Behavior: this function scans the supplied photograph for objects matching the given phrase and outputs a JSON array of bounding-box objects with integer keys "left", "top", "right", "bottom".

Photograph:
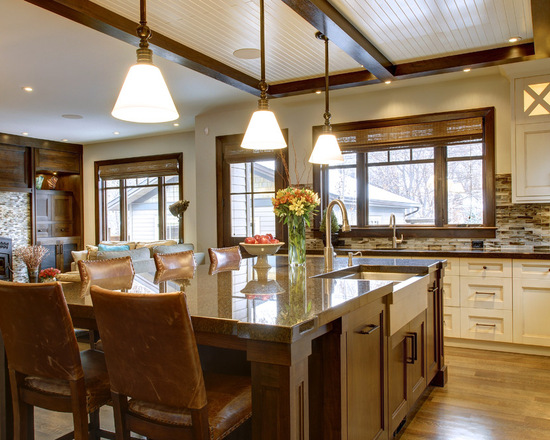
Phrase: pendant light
[
  {"left": 112, "top": 0, "right": 179, "bottom": 123},
  {"left": 309, "top": 33, "right": 343, "bottom": 164},
  {"left": 241, "top": 0, "right": 286, "bottom": 150}
]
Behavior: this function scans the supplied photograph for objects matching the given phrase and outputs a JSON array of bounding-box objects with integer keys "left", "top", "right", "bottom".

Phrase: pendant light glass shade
[
  {"left": 111, "top": 0, "right": 178, "bottom": 124},
  {"left": 309, "top": 132, "right": 343, "bottom": 164},
  {"left": 241, "top": 109, "right": 287, "bottom": 150},
  {"left": 112, "top": 63, "right": 179, "bottom": 123},
  {"left": 241, "top": 0, "right": 286, "bottom": 151}
]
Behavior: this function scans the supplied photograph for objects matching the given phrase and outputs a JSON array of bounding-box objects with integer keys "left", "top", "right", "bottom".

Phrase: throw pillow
[
  {"left": 96, "top": 247, "right": 150, "bottom": 262},
  {"left": 71, "top": 249, "right": 88, "bottom": 264},
  {"left": 152, "top": 243, "right": 194, "bottom": 256},
  {"left": 97, "top": 244, "right": 131, "bottom": 252},
  {"left": 85, "top": 245, "right": 99, "bottom": 260}
]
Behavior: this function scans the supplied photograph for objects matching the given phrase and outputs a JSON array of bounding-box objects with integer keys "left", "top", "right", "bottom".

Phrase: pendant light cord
[
  {"left": 316, "top": 32, "right": 332, "bottom": 133},
  {"left": 258, "top": 0, "right": 269, "bottom": 108},
  {"left": 323, "top": 35, "right": 331, "bottom": 131}
]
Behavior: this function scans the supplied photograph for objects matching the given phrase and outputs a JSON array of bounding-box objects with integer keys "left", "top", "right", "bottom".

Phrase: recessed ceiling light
[
  {"left": 508, "top": 36, "right": 522, "bottom": 43},
  {"left": 21, "top": 132, "right": 29, "bottom": 136},
  {"left": 113, "top": 131, "right": 120, "bottom": 135},
  {"left": 463, "top": 68, "right": 471, "bottom": 72},
  {"left": 315, "top": 90, "right": 322, "bottom": 94},
  {"left": 22, "top": 87, "right": 33, "bottom": 92},
  {"left": 385, "top": 80, "right": 392, "bottom": 84},
  {"left": 173, "top": 123, "right": 180, "bottom": 127},
  {"left": 61, "top": 139, "right": 68, "bottom": 142},
  {"left": 62, "top": 114, "right": 83, "bottom": 119},
  {"left": 233, "top": 48, "right": 261, "bottom": 59}
]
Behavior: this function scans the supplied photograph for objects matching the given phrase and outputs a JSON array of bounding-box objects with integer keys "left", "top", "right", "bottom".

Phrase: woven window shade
[
  {"left": 98, "top": 158, "right": 179, "bottom": 180},
  {"left": 336, "top": 117, "right": 483, "bottom": 150}
]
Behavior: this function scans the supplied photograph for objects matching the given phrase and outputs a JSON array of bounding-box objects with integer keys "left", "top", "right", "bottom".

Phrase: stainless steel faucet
[
  {"left": 389, "top": 213, "right": 404, "bottom": 249},
  {"left": 324, "top": 199, "right": 351, "bottom": 271}
]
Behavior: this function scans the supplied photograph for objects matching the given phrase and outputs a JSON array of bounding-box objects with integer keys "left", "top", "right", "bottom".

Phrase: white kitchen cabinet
[
  {"left": 511, "top": 74, "right": 550, "bottom": 203},
  {"left": 459, "top": 276, "right": 512, "bottom": 310},
  {"left": 513, "top": 122, "right": 550, "bottom": 203},
  {"left": 459, "top": 258, "right": 512, "bottom": 278},
  {"left": 460, "top": 308, "right": 513, "bottom": 342},
  {"left": 513, "top": 260, "right": 550, "bottom": 346},
  {"left": 443, "top": 306, "right": 460, "bottom": 338}
]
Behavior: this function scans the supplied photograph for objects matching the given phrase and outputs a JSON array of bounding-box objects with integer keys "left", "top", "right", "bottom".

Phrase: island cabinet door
[
  {"left": 388, "top": 311, "right": 427, "bottom": 436},
  {"left": 343, "top": 297, "right": 388, "bottom": 440}
]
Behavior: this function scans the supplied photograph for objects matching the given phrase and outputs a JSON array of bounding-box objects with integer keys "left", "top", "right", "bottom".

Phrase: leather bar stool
[
  {"left": 0, "top": 280, "right": 112, "bottom": 440},
  {"left": 208, "top": 246, "right": 242, "bottom": 271},
  {"left": 78, "top": 256, "right": 135, "bottom": 283},
  {"left": 90, "top": 286, "right": 252, "bottom": 440},
  {"left": 153, "top": 249, "right": 196, "bottom": 271}
]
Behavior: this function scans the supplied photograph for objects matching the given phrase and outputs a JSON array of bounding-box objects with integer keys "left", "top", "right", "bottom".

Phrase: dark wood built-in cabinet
[{"left": 0, "top": 134, "right": 83, "bottom": 272}]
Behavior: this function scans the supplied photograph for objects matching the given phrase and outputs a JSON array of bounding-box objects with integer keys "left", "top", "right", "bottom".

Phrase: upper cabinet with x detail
[{"left": 512, "top": 73, "right": 550, "bottom": 203}]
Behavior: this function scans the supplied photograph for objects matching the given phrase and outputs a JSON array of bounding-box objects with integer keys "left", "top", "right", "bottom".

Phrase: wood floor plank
[{"left": 397, "top": 346, "right": 550, "bottom": 440}]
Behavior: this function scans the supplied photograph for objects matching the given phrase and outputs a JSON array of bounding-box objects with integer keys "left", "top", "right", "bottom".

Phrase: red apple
[
  {"left": 259, "top": 236, "right": 270, "bottom": 244},
  {"left": 271, "top": 238, "right": 279, "bottom": 243},
  {"left": 244, "top": 237, "right": 256, "bottom": 244}
]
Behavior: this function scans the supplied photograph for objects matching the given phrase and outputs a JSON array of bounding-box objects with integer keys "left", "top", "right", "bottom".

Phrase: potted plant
[{"left": 319, "top": 209, "right": 343, "bottom": 246}]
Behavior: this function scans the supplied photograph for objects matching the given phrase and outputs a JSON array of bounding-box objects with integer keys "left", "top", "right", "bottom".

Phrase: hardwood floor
[
  {"left": 397, "top": 346, "right": 550, "bottom": 440},
  {"left": 33, "top": 346, "right": 550, "bottom": 439}
]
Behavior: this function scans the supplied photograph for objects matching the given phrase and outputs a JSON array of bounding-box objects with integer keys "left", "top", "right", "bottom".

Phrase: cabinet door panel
[
  {"left": 52, "top": 195, "right": 73, "bottom": 222},
  {"left": 513, "top": 278, "right": 550, "bottom": 346},
  {"left": 35, "top": 193, "right": 52, "bottom": 222},
  {"left": 407, "top": 312, "right": 427, "bottom": 405},
  {"left": 388, "top": 327, "right": 408, "bottom": 435},
  {"left": 345, "top": 300, "right": 386, "bottom": 440},
  {"left": 36, "top": 149, "right": 80, "bottom": 174}
]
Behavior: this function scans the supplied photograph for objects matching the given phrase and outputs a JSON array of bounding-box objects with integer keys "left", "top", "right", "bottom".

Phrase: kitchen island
[{"left": 0, "top": 255, "right": 446, "bottom": 440}]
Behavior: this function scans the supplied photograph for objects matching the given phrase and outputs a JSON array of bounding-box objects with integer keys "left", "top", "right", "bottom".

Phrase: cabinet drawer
[
  {"left": 53, "top": 223, "right": 73, "bottom": 237},
  {"left": 460, "top": 277, "right": 512, "bottom": 310},
  {"left": 442, "top": 274, "right": 460, "bottom": 307},
  {"left": 460, "top": 308, "right": 512, "bottom": 342},
  {"left": 36, "top": 149, "right": 80, "bottom": 174},
  {"left": 36, "top": 224, "right": 51, "bottom": 238},
  {"left": 513, "top": 259, "right": 550, "bottom": 279},
  {"left": 443, "top": 306, "right": 460, "bottom": 338},
  {"left": 459, "top": 258, "right": 512, "bottom": 277},
  {"left": 443, "top": 258, "right": 460, "bottom": 277}
]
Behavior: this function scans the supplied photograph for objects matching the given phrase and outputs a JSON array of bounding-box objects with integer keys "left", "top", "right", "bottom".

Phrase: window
[
  {"left": 216, "top": 133, "right": 289, "bottom": 247},
  {"left": 313, "top": 108, "right": 495, "bottom": 238},
  {"left": 95, "top": 154, "right": 183, "bottom": 243}
]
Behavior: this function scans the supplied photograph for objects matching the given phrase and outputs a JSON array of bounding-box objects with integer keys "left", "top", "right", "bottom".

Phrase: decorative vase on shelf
[
  {"left": 287, "top": 215, "right": 306, "bottom": 266},
  {"left": 27, "top": 267, "right": 39, "bottom": 283}
]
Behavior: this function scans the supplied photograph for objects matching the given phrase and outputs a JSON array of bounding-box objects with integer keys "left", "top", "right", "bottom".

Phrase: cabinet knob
[{"left": 482, "top": 266, "right": 488, "bottom": 270}]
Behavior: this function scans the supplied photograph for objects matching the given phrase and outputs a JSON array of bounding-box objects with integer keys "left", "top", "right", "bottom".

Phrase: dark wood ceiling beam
[
  {"left": 271, "top": 43, "right": 535, "bottom": 98},
  {"left": 531, "top": 0, "right": 550, "bottom": 58},
  {"left": 279, "top": 0, "right": 394, "bottom": 81},
  {"left": 24, "top": 0, "right": 262, "bottom": 96},
  {"left": 270, "top": 70, "right": 377, "bottom": 97},
  {"left": 394, "top": 43, "right": 535, "bottom": 78}
]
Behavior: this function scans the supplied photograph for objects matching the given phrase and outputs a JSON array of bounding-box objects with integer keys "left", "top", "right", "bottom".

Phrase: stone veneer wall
[
  {"left": 0, "top": 192, "right": 32, "bottom": 280},
  {"left": 307, "top": 174, "right": 550, "bottom": 251}
]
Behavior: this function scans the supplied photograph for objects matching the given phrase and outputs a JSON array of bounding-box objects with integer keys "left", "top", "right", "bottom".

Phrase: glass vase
[{"left": 287, "top": 215, "right": 306, "bottom": 266}]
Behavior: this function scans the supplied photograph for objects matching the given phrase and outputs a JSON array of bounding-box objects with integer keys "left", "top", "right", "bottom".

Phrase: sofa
[{"left": 59, "top": 240, "right": 205, "bottom": 281}]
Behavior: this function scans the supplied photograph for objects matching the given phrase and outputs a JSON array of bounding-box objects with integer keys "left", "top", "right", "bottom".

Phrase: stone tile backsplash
[
  {"left": 308, "top": 174, "right": 550, "bottom": 251},
  {"left": 0, "top": 191, "right": 32, "bottom": 280}
]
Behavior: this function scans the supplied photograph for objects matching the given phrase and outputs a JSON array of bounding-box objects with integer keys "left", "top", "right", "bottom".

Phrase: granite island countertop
[
  {"left": 324, "top": 247, "right": 550, "bottom": 259},
  {"left": 61, "top": 255, "right": 443, "bottom": 344}
]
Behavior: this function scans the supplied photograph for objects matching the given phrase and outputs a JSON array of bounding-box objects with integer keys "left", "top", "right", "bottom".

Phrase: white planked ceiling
[
  {"left": 92, "top": 0, "right": 364, "bottom": 83},
  {"left": 92, "top": 0, "right": 533, "bottom": 82},
  {"left": 331, "top": 0, "right": 533, "bottom": 62}
]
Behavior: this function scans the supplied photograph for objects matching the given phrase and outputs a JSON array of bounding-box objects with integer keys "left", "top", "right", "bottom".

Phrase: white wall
[
  {"left": 82, "top": 131, "right": 196, "bottom": 246},
  {"left": 195, "top": 70, "right": 512, "bottom": 251}
]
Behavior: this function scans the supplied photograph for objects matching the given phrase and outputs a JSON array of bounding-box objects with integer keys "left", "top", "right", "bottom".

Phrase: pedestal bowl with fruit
[{"left": 239, "top": 234, "right": 284, "bottom": 268}]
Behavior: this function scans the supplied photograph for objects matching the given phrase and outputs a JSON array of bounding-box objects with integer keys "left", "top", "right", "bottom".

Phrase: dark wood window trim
[
  {"left": 216, "top": 132, "right": 289, "bottom": 247},
  {"left": 95, "top": 153, "right": 184, "bottom": 243},
  {"left": 312, "top": 108, "right": 496, "bottom": 239}
]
